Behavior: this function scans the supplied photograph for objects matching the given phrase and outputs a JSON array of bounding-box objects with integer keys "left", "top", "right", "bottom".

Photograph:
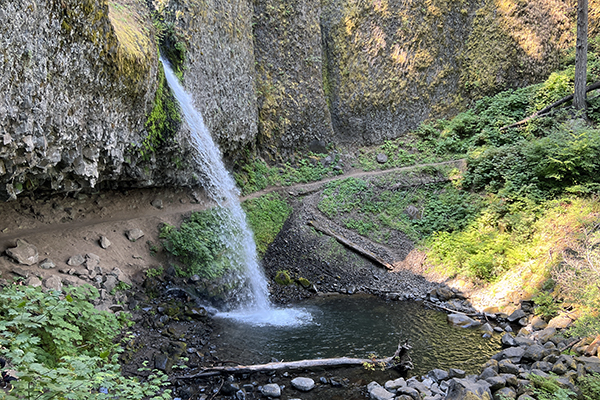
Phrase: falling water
[{"left": 161, "top": 59, "right": 310, "bottom": 327}]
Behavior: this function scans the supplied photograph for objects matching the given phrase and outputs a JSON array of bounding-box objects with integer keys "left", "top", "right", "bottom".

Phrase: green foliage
[
  {"left": 0, "top": 284, "right": 170, "bottom": 399},
  {"left": 274, "top": 270, "right": 293, "bottom": 285},
  {"left": 529, "top": 373, "right": 575, "bottom": 400},
  {"left": 242, "top": 193, "right": 292, "bottom": 256},
  {"left": 533, "top": 290, "right": 560, "bottom": 319},
  {"left": 160, "top": 208, "right": 239, "bottom": 279},
  {"left": 142, "top": 66, "right": 181, "bottom": 161},
  {"left": 578, "top": 372, "right": 600, "bottom": 400},
  {"left": 146, "top": 265, "right": 164, "bottom": 278},
  {"left": 234, "top": 153, "right": 343, "bottom": 195}
]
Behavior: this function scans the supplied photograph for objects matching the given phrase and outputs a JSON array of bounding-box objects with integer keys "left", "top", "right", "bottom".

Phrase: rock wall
[
  {"left": 165, "top": 0, "right": 258, "bottom": 161},
  {"left": 0, "top": 0, "right": 163, "bottom": 200}
]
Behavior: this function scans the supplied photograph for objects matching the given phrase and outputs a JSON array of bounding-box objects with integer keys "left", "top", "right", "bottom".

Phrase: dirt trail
[{"left": 0, "top": 159, "right": 464, "bottom": 283}]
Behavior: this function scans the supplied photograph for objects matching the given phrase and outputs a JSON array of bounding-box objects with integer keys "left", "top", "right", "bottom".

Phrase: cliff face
[
  {"left": 0, "top": 0, "right": 161, "bottom": 200},
  {"left": 0, "top": 0, "right": 593, "bottom": 200}
]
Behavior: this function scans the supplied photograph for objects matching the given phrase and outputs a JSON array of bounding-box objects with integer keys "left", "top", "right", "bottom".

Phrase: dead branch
[
  {"left": 423, "top": 300, "right": 482, "bottom": 318},
  {"left": 176, "top": 342, "right": 412, "bottom": 379},
  {"left": 308, "top": 220, "right": 394, "bottom": 270},
  {"left": 500, "top": 81, "right": 600, "bottom": 130}
]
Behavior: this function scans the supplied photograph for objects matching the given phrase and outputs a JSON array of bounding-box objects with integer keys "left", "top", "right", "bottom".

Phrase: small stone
[
  {"left": 99, "top": 235, "right": 111, "bottom": 249},
  {"left": 126, "top": 228, "right": 144, "bottom": 242},
  {"left": 39, "top": 258, "right": 56, "bottom": 269},
  {"left": 290, "top": 377, "right": 315, "bottom": 392},
  {"left": 67, "top": 254, "right": 85, "bottom": 266},
  {"left": 5, "top": 239, "right": 39, "bottom": 265},
  {"left": 376, "top": 153, "right": 388, "bottom": 164},
  {"left": 261, "top": 383, "right": 281, "bottom": 397},
  {"left": 151, "top": 198, "right": 163, "bottom": 209}
]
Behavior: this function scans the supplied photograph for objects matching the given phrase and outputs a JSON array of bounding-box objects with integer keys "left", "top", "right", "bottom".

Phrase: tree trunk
[{"left": 574, "top": 0, "right": 589, "bottom": 111}]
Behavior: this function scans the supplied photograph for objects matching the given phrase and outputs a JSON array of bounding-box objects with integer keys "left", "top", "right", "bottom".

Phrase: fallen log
[
  {"left": 500, "top": 81, "right": 600, "bottom": 131},
  {"left": 307, "top": 220, "right": 394, "bottom": 270},
  {"left": 176, "top": 341, "right": 412, "bottom": 379}
]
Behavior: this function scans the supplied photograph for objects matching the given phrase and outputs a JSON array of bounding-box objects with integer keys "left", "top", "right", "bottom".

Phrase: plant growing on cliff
[
  {"left": 0, "top": 284, "right": 170, "bottom": 399},
  {"left": 242, "top": 193, "right": 292, "bottom": 256}
]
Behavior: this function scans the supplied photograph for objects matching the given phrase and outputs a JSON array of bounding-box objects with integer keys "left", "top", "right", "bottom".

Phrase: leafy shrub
[
  {"left": 160, "top": 208, "right": 239, "bottom": 279},
  {"left": 242, "top": 193, "right": 292, "bottom": 255},
  {"left": 533, "top": 291, "right": 561, "bottom": 319},
  {"left": 578, "top": 373, "right": 600, "bottom": 400},
  {"left": 0, "top": 284, "right": 170, "bottom": 399}
]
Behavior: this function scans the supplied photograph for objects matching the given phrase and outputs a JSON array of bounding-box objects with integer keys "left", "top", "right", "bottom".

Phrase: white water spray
[{"left": 161, "top": 59, "right": 310, "bottom": 327}]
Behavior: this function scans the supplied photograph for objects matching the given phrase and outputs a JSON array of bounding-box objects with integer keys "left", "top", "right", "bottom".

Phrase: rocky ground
[{"left": 0, "top": 159, "right": 595, "bottom": 399}]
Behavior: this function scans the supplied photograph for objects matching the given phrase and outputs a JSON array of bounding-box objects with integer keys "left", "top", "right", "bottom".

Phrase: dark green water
[{"left": 212, "top": 294, "right": 501, "bottom": 375}]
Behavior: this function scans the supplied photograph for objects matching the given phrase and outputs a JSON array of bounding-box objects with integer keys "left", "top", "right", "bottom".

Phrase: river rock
[
  {"left": 99, "top": 235, "right": 111, "bottom": 249},
  {"left": 449, "top": 368, "right": 466, "bottom": 379},
  {"left": 395, "top": 386, "right": 420, "bottom": 400},
  {"left": 502, "top": 333, "right": 517, "bottom": 347},
  {"left": 548, "top": 314, "right": 572, "bottom": 329},
  {"left": 480, "top": 366, "right": 499, "bottom": 380},
  {"left": 499, "top": 359, "right": 520, "bottom": 375},
  {"left": 522, "top": 344, "right": 545, "bottom": 362},
  {"left": 494, "top": 387, "right": 517, "bottom": 399},
  {"left": 446, "top": 378, "right": 492, "bottom": 400},
  {"left": 126, "top": 228, "right": 144, "bottom": 242},
  {"left": 384, "top": 377, "right": 406, "bottom": 391},
  {"left": 508, "top": 309, "right": 527, "bottom": 322},
  {"left": 261, "top": 383, "right": 281, "bottom": 397},
  {"left": 500, "top": 347, "right": 525, "bottom": 363},
  {"left": 367, "top": 382, "right": 395, "bottom": 400},
  {"left": 447, "top": 313, "right": 481, "bottom": 328},
  {"left": 485, "top": 375, "right": 506, "bottom": 391},
  {"left": 5, "top": 239, "right": 39, "bottom": 265},
  {"left": 291, "top": 377, "right": 314, "bottom": 392},
  {"left": 428, "top": 369, "right": 449, "bottom": 383},
  {"left": 481, "top": 323, "right": 494, "bottom": 333}
]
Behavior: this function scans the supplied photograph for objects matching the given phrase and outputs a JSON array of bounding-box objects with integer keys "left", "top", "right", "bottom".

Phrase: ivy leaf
[{"left": 66, "top": 294, "right": 73, "bottom": 303}]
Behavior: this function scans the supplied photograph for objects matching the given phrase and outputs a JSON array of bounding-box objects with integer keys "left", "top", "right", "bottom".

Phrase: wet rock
[
  {"left": 384, "top": 377, "right": 406, "bottom": 391},
  {"left": 508, "top": 309, "right": 527, "bottom": 322},
  {"left": 447, "top": 313, "right": 481, "bottom": 328},
  {"left": 6, "top": 239, "right": 39, "bottom": 265},
  {"left": 448, "top": 368, "right": 466, "bottom": 379},
  {"left": 186, "top": 306, "right": 208, "bottom": 320},
  {"left": 395, "top": 386, "right": 420, "bottom": 400},
  {"left": 99, "top": 235, "right": 111, "bottom": 249},
  {"left": 376, "top": 153, "right": 388, "bottom": 164},
  {"left": 39, "top": 258, "right": 56, "bottom": 269},
  {"left": 291, "top": 377, "right": 315, "bottom": 391},
  {"left": 446, "top": 378, "right": 492, "bottom": 400},
  {"left": 67, "top": 254, "right": 85, "bottom": 266},
  {"left": 43, "top": 275, "right": 62, "bottom": 291},
  {"left": 428, "top": 369, "right": 449, "bottom": 383},
  {"left": 481, "top": 323, "right": 494, "bottom": 333},
  {"left": 502, "top": 333, "right": 517, "bottom": 347},
  {"left": 261, "top": 383, "right": 281, "bottom": 397},
  {"left": 126, "top": 228, "right": 144, "bottom": 242},
  {"left": 494, "top": 387, "right": 517, "bottom": 400},
  {"left": 367, "top": 381, "right": 395, "bottom": 400}
]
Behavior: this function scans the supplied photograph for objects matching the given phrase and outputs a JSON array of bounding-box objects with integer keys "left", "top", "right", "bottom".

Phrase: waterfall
[{"left": 161, "top": 59, "right": 310, "bottom": 327}]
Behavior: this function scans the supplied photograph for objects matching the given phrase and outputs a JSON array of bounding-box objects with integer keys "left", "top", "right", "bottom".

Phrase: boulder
[
  {"left": 548, "top": 314, "right": 572, "bottom": 329},
  {"left": 428, "top": 369, "right": 449, "bottom": 383},
  {"left": 508, "top": 309, "right": 527, "bottom": 322},
  {"left": 376, "top": 153, "right": 388, "bottom": 164},
  {"left": 500, "top": 347, "right": 525, "bottom": 363},
  {"left": 494, "top": 387, "right": 517, "bottom": 400},
  {"left": 448, "top": 313, "right": 482, "bottom": 328},
  {"left": 99, "top": 235, "right": 111, "bottom": 249},
  {"left": 395, "top": 386, "right": 420, "bottom": 400},
  {"left": 126, "top": 228, "right": 144, "bottom": 242},
  {"left": 522, "top": 344, "right": 545, "bottom": 362},
  {"left": 448, "top": 368, "right": 466, "bottom": 379},
  {"left": 367, "top": 382, "right": 395, "bottom": 400},
  {"left": 485, "top": 375, "right": 506, "bottom": 391},
  {"left": 39, "top": 258, "right": 56, "bottom": 269},
  {"left": 530, "top": 316, "right": 548, "bottom": 331},
  {"left": 498, "top": 360, "right": 520, "bottom": 375},
  {"left": 384, "top": 377, "right": 406, "bottom": 391},
  {"left": 261, "top": 383, "right": 281, "bottom": 397},
  {"left": 446, "top": 378, "right": 492, "bottom": 400},
  {"left": 26, "top": 276, "right": 42, "bottom": 287},
  {"left": 5, "top": 239, "right": 38, "bottom": 265},
  {"left": 67, "top": 254, "right": 85, "bottom": 266},
  {"left": 290, "top": 377, "right": 315, "bottom": 392},
  {"left": 43, "top": 275, "right": 62, "bottom": 292},
  {"left": 501, "top": 333, "right": 517, "bottom": 347}
]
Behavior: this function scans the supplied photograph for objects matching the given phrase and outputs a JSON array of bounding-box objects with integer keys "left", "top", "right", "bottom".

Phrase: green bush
[
  {"left": 242, "top": 193, "right": 292, "bottom": 255},
  {"left": 578, "top": 373, "right": 600, "bottom": 400},
  {"left": 0, "top": 285, "right": 170, "bottom": 399},
  {"left": 160, "top": 208, "right": 238, "bottom": 279}
]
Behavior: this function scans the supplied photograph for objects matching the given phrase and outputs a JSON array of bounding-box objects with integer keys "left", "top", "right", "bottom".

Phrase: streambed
[{"left": 211, "top": 294, "right": 501, "bottom": 376}]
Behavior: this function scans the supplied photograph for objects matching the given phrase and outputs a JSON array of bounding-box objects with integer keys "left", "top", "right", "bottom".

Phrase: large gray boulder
[
  {"left": 446, "top": 378, "right": 492, "bottom": 400},
  {"left": 367, "top": 382, "right": 395, "bottom": 400},
  {"left": 448, "top": 313, "right": 482, "bottom": 328},
  {"left": 5, "top": 239, "right": 38, "bottom": 265}
]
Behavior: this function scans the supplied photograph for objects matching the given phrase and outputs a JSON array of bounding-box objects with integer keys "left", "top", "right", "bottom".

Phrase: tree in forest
[{"left": 574, "top": 0, "right": 589, "bottom": 111}]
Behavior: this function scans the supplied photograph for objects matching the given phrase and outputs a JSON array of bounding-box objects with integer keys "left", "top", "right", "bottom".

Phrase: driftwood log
[
  {"left": 501, "top": 81, "right": 600, "bottom": 130},
  {"left": 176, "top": 341, "right": 412, "bottom": 379},
  {"left": 307, "top": 220, "right": 394, "bottom": 270}
]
